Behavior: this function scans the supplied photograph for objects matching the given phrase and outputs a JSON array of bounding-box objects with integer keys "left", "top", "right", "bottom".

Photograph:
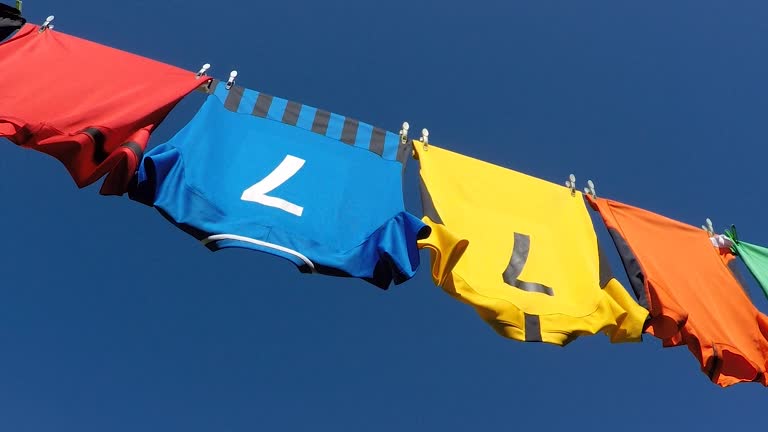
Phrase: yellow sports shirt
[{"left": 414, "top": 142, "right": 648, "bottom": 345}]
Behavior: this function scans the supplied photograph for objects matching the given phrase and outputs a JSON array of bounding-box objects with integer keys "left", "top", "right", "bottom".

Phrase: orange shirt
[{"left": 587, "top": 196, "right": 768, "bottom": 386}]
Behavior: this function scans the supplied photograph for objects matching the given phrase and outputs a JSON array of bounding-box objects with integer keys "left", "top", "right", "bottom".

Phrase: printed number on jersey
[
  {"left": 241, "top": 155, "right": 305, "bottom": 217},
  {"left": 502, "top": 233, "right": 555, "bottom": 295}
]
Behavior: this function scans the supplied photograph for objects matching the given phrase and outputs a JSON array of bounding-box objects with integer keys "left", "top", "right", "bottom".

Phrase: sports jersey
[
  {"left": 414, "top": 143, "right": 648, "bottom": 346},
  {"left": 129, "top": 81, "right": 429, "bottom": 289},
  {"left": 0, "top": 3, "right": 23, "bottom": 41},
  {"left": 725, "top": 225, "right": 768, "bottom": 301},
  {"left": 588, "top": 196, "right": 768, "bottom": 387},
  {"left": 0, "top": 23, "right": 209, "bottom": 195}
]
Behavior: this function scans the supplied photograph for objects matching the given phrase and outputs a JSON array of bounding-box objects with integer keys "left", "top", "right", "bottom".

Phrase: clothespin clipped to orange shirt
[
  {"left": 583, "top": 179, "right": 596, "bottom": 198},
  {"left": 703, "top": 218, "right": 734, "bottom": 249},
  {"left": 702, "top": 218, "right": 715, "bottom": 237}
]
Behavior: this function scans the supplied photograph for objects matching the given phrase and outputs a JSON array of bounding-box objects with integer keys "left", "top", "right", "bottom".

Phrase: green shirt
[{"left": 725, "top": 225, "right": 768, "bottom": 301}]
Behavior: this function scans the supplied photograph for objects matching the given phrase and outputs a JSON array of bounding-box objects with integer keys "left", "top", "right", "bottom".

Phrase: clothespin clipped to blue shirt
[
  {"left": 400, "top": 122, "right": 416, "bottom": 159},
  {"left": 583, "top": 179, "right": 596, "bottom": 198},
  {"left": 39, "top": 15, "right": 54, "bottom": 32},
  {"left": 565, "top": 174, "right": 576, "bottom": 196},
  {"left": 399, "top": 122, "right": 409, "bottom": 145},
  {"left": 225, "top": 70, "right": 238, "bottom": 90}
]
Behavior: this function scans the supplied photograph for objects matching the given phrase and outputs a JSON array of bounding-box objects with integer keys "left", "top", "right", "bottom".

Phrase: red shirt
[{"left": 0, "top": 24, "right": 210, "bottom": 195}]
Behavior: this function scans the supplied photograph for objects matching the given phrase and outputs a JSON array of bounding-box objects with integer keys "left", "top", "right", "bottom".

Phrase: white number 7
[{"left": 241, "top": 155, "right": 305, "bottom": 217}]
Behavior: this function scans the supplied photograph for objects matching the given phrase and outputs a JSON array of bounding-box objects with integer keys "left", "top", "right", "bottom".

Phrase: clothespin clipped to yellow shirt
[
  {"left": 419, "top": 128, "right": 429, "bottom": 151},
  {"left": 565, "top": 174, "right": 576, "bottom": 196},
  {"left": 409, "top": 126, "right": 428, "bottom": 156}
]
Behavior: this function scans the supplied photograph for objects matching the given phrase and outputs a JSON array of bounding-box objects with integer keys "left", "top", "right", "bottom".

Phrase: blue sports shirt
[{"left": 130, "top": 81, "right": 429, "bottom": 288}]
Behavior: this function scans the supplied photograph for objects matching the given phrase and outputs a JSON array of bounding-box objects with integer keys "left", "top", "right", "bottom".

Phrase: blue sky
[{"left": 2, "top": 0, "right": 767, "bottom": 430}]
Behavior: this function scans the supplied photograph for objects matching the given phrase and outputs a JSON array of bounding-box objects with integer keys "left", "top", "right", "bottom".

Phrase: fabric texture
[
  {"left": 0, "top": 3, "right": 24, "bottom": 41},
  {"left": 725, "top": 225, "right": 768, "bottom": 301},
  {"left": 414, "top": 143, "right": 648, "bottom": 346},
  {"left": 588, "top": 196, "right": 768, "bottom": 387},
  {"left": 130, "top": 81, "right": 429, "bottom": 289},
  {"left": 0, "top": 23, "right": 209, "bottom": 194}
]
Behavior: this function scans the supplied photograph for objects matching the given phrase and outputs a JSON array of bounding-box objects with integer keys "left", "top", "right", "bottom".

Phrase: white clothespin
[
  {"left": 420, "top": 128, "right": 429, "bottom": 150},
  {"left": 710, "top": 234, "right": 734, "bottom": 249},
  {"left": 565, "top": 174, "right": 576, "bottom": 196},
  {"left": 39, "top": 15, "right": 54, "bottom": 33},
  {"left": 225, "top": 70, "right": 238, "bottom": 90},
  {"left": 399, "top": 121, "right": 410, "bottom": 145},
  {"left": 702, "top": 218, "right": 715, "bottom": 237},
  {"left": 196, "top": 63, "right": 211, "bottom": 79},
  {"left": 583, "top": 179, "right": 596, "bottom": 198}
]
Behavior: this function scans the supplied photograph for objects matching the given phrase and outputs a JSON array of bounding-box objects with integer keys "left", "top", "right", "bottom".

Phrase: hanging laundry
[
  {"left": 414, "top": 143, "right": 648, "bottom": 346},
  {"left": 0, "top": 23, "right": 209, "bottom": 195},
  {"left": 0, "top": 3, "right": 23, "bottom": 41},
  {"left": 129, "top": 81, "right": 429, "bottom": 289},
  {"left": 588, "top": 197, "right": 768, "bottom": 387},
  {"left": 725, "top": 226, "right": 768, "bottom": 301}
]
